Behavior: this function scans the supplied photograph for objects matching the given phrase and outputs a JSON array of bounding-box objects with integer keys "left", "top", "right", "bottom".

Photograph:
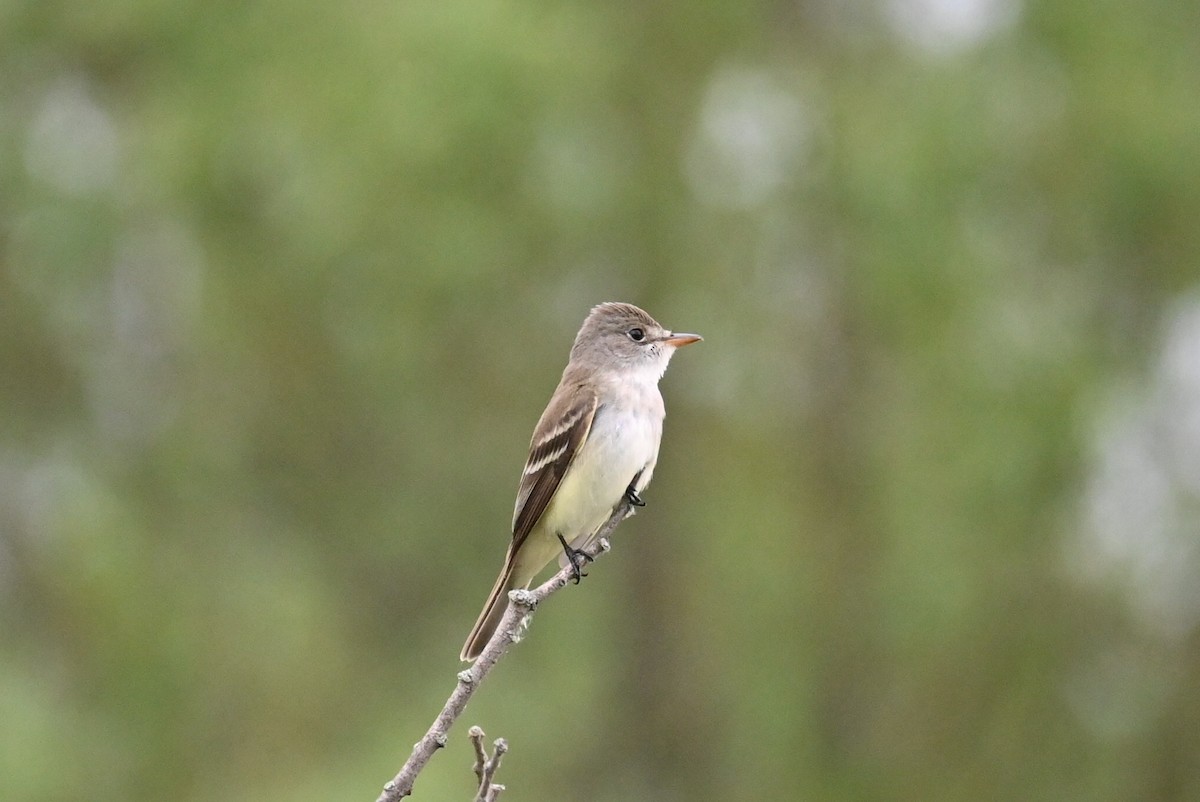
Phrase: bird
[{"left": 460, "top": 302, "right": 701, "bottom": 661}]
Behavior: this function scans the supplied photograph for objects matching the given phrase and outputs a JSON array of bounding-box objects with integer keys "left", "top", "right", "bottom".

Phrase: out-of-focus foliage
[{"left": 3, "top": 0, "right": 1199, "bottom": 800}]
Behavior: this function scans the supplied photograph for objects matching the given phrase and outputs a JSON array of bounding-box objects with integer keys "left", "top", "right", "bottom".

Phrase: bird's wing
[{"left": 511, "top": 384, "right": 599, "bottom": 551}]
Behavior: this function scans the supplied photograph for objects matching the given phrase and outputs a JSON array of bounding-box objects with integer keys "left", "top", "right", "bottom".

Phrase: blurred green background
[{"left": 3, "top": 0, "right": 1200, "bottom": 800}]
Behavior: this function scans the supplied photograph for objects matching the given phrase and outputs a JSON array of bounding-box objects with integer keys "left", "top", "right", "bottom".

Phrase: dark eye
[{"left": 627, "top": 327, "right": 645, "bottom": 342}]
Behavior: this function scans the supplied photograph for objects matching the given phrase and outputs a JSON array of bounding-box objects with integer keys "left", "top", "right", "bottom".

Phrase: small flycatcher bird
[{"left": 460, "top": 302, "right": 701, "bottom": 661}]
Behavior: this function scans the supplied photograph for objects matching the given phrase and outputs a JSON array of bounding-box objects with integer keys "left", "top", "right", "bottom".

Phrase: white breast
[{"left": 539, "top": 378, "right": 664, "bottom": 547}]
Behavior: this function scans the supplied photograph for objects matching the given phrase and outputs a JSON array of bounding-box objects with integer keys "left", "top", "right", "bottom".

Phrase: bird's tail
[{"left": 460, "top": 554, "right": 521, "bottom": 662}]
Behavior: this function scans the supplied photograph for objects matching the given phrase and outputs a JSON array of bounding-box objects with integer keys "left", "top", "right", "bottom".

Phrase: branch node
[
  {"left": 457, "top": 670, "right": 475, "bottom": 685},
  {"left": 508, "top": 588, "right": 537, "bottom": 608}
]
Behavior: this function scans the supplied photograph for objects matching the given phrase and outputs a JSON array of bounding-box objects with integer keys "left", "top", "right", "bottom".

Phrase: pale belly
[{"left": 511, "top": 400, "right": 662, "bottom": 582}]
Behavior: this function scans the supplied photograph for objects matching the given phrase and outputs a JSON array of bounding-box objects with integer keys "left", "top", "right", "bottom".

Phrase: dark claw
[
  {"left": 557, "top": 533, "right": 593, "bottom": 584},
  {"left": 625, "top": 484, "right": 646, "bottom": 507}
]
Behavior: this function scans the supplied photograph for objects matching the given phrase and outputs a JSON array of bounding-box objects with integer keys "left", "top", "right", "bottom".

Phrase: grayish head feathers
[{"left": 567, "top": 302, "right": 699, "bottom": 379}]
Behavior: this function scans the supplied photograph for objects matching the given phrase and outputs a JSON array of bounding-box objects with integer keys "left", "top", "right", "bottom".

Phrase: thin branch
[
  {"left": 482, "top": 738, "right": 507, "bottom": 792},
  {"left": 468, "top": 727, "right": 487, "bottom": 788},
  {"left": 466, "top": 726, "right": 508, "bottom": 802},
  {"left": 472, "top": 735, "right": 508, "bottom": 802},
  {"left": 374, "top": 499, "right": 635, "bottom": 801}
]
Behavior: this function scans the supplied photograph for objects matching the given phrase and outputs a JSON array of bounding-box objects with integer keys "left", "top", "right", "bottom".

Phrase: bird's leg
[
  {"left": 625, "top": 469, "right": 647, "bottom": 507},
  {"left": 557, "top": 533, "right": 593, "bottom": 584}
]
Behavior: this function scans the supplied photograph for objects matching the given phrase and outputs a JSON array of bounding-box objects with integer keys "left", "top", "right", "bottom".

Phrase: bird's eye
[{"left": 627, "top": 327, "right": 646, "bottom": 342}]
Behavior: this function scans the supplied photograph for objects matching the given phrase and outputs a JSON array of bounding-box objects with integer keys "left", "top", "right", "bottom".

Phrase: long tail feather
[{"left": 460, "top": 557, "right": 519, "bottom": 661}]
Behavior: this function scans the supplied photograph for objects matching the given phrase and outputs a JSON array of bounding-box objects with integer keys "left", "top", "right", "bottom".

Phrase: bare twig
[
  {"left": 468, "top": 727, "right": 487, "bottom": 788},
  {"left": 471, "top": 732, "right": 508, "bottom": 802},
  {"left": 482, "top": 738, "right": 507, "bottom": 792},
  {"left": 374, "top": 499, "right": 635, "bottom": 801}
]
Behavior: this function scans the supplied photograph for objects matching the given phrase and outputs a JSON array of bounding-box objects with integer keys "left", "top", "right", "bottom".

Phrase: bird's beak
[{"left": 662, "top": 332, "right": 703, "bottom": 348}]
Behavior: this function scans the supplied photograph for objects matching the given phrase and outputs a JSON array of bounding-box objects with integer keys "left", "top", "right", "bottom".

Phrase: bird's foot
[
  {"left": 625, "top": 484, "right": 646, "bottom": 507},
  {"left": 556, "top": 533, "right": 593, "bottom": 584}
]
